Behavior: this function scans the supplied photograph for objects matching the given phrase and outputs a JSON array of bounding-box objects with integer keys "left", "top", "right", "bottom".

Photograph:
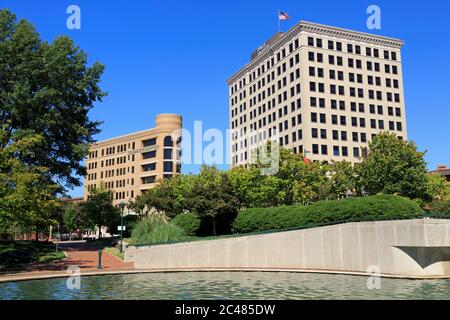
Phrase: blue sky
[{"left": 2, "top": 0, "right": 449, "bottom": 197}]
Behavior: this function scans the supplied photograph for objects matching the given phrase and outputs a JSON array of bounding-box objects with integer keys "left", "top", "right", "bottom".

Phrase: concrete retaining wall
[{"left": 125, "top": 219, "right": 450, "bottom": 277}]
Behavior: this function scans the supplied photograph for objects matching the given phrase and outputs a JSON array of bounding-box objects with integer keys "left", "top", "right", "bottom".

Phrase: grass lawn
[
  {"left": 0, "top": 241, "right": 66, "bottom": 272},
  {"left": 104, "top": 246, "right": 124, "bottom": 260}
]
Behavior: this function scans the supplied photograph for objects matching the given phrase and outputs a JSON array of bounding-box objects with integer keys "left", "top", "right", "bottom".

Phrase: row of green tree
[
  {"left": 61, "top": 188, "right": 121, "bottom": 239},
  {"left": 131, "top": 133, "right": 450, "bottom": 236}
]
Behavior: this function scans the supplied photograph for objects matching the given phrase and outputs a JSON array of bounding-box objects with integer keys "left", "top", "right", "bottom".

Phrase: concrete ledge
[
  {"left": 1, "top": 266, "right": 450, "bottom": 284},
  {"left": 127, "top": 219, "right": 450, "bottom": 278}
]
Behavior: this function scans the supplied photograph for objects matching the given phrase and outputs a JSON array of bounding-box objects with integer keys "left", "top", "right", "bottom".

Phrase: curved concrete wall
[{"left": 125, "top": 219, "right": 450, "bottom": 278}]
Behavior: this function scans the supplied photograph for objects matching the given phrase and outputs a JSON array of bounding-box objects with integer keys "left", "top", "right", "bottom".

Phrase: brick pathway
[
  {"left": 0, "top": 241, "right": 134, "bottom": 281},
  {"left": 60, "top": 242, "right": 134, "bottom": 272}
]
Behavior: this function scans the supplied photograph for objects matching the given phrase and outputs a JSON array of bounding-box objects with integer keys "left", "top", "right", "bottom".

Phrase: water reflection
[{"left": 0, "top": 272, "right": 449, "bottom": 300}]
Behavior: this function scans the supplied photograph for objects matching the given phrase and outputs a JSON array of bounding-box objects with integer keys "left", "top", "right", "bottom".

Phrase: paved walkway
[{"left": 0, "top": 241, "right": 134, "bottom": 282}]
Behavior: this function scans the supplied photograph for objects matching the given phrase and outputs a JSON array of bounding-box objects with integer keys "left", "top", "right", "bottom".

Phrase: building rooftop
[
  {"left": 89, "top": 113, "right": 182, "bottom": 148},
  {"left": 227, "top": 20, "right": 404, "bottom": 86}
]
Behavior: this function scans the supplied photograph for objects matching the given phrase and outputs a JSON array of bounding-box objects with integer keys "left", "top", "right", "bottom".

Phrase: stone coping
[{"left": 1, "top": 267, "right": 449, "bottom": 284}]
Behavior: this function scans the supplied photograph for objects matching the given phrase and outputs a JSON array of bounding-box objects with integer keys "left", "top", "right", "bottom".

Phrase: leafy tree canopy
[
  {"left": 0, "top": 9, "right": 106, "bottom": 190},
  {"left": 82, "top": 186, "right": 119, "bottom": 238},
  {"left": 357, "top": 132, "right": 429, "bottom": 199}
]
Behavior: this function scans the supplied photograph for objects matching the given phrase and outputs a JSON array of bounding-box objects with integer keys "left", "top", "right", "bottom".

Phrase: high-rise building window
[
  {"left": 163, "top": 161, "right": 173, "bottom": 173},
  {"left": 164, "top": 136, "right": 173, "bottom": 147},
  {"left": 143, "top": 138, "right": 156, "bottom": 147},
  {"left": 164, "top": 148, "right": 172, "bottom": 159},
  {"left": 142, "top": 150, "right": 156, "bottom": 159},
  {"left": 141, "top": 176, "right": 156, "bottom": 185},
  {"left": 312, "top": 144, "right": 319, "bottom": 154},
  {"left": 333, "top": 146, "right": 340, "bottom": 156},
  {"left": 142, "top": 163, "right": 156, "bottom": 172}
]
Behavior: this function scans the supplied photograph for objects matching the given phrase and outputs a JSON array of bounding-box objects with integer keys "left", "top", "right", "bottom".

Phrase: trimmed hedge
[
  {"left": 233, "top": 195, "right": 424, "bottom": 234},
  {"left": 232, "top": 205, "right": 306, "bottom": 234},
  {"left": 172, "top": 213, "right": 201, "bottom": 236}
]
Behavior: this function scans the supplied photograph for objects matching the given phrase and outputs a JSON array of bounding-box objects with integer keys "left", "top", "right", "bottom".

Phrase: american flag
[{"left": 278, "top": 11, "right": 290, "bottom": 20}]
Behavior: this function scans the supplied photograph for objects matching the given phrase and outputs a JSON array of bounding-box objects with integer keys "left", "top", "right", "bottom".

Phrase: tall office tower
[
  {"left": 227, "top": 21, "right": 407, "bottom": 166},
  {"left": 84, "top": 114, "right": 182, "bottom": 206}
]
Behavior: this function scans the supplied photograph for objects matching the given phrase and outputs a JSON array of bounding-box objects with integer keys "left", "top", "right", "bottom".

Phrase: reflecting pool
[{"left": 0, "top": 272, "right": 449, "bottom": 300}]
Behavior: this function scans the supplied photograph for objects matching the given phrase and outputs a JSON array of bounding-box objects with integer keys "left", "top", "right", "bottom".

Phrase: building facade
[
  {"left": 84, "top": 114, "right": 182, "bottom": 206},
  {"left": 227, "top": 21, "right": 407, "bottom": 166}
]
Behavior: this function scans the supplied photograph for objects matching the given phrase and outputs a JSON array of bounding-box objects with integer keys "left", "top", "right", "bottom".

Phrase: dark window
[
  {"left": 333, "top": 146, "right": 340, "bottom": 156},
  {"left": 361, "top": 133, "right": 367, "bottom": 143},
  {"left": 319, "top": 113, "right": 326, "bottom": 123},
  {"left": 141, "top": 176, "right": 156, "bottom": 184},
  {"left": 316, "top": 38, "right": 322, "bottom": 48},
  {"left": 332, "top": 115, "right": 338, "bottom": 125},
  {"left": 317, "top": 53, "right": 323, "bottom": 63},
  {"left": 328, "top": 40, "right": 334, "bottom": 50},
  {"left": 163, "top": 161, "right": 173, "bottom": 172},
  {"left": 142, "top": 150, "right": 156, "bottom": 159},
  {"left": 142, "top": 138, "right": 156, "bottom": 147},
  {"left": 342, "top": 147, "right": 348, "bottom": 157},
  {"left": 332, "top": 130, "right": 339, "bottom": 140},
  {"left": 347, "top": 43, "right": 353, "bottom": 53},
  {"left": 312, "top": 144, "right": 319, "bottom": 154},
  {"left": 391, "top": 52, "right": 397, "bottom": 61},
  {"left": 164, "top": 136, "right": 173, "bottom": 147},
  {"left": 142, "top": 163, "right": 156, "bottom": 172},
  {"left": 164, "top": 148, "right": 173, "bottom": 159}
]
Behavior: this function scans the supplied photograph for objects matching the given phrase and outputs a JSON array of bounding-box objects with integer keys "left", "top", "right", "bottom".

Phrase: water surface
[{"left": 0, "top": 272, "right": 449, "bottom": 300}]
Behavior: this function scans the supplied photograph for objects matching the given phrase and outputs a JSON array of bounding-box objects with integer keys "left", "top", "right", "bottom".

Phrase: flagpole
[{"left": 277, "top": 9, "right": 280, "bottom": 33}]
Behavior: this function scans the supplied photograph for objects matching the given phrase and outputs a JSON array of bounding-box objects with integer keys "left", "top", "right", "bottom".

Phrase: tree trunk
[{"left": 212, "top": 220, "right": 217, "bottom": 236}]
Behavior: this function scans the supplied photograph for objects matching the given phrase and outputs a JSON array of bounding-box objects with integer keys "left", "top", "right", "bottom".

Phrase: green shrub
[
  {"left": 172, "top": 213, "right": 201, "bottom": 236},
  {"left": 302, "top": 194, "right": 423, "bottom": 225},
  {"left": 130, "top": 218, "right": 186, "bottom": 245},
  {"left": 425, "top": 200, "right": 450, "bottom": 218},
  {"left": 233, "top": 205, "right": 306, "bottom": 234},
  {"left": 233, "top": 195, "right": 423, "bottom": 234}
]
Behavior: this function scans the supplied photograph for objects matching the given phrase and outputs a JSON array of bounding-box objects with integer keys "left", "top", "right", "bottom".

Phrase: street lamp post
[
  {"left": 56, "top": 224, "right": 60, "bottom": 253},
  {"left": 118, "top": 202, "right": 127, "bottom": 254}
]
